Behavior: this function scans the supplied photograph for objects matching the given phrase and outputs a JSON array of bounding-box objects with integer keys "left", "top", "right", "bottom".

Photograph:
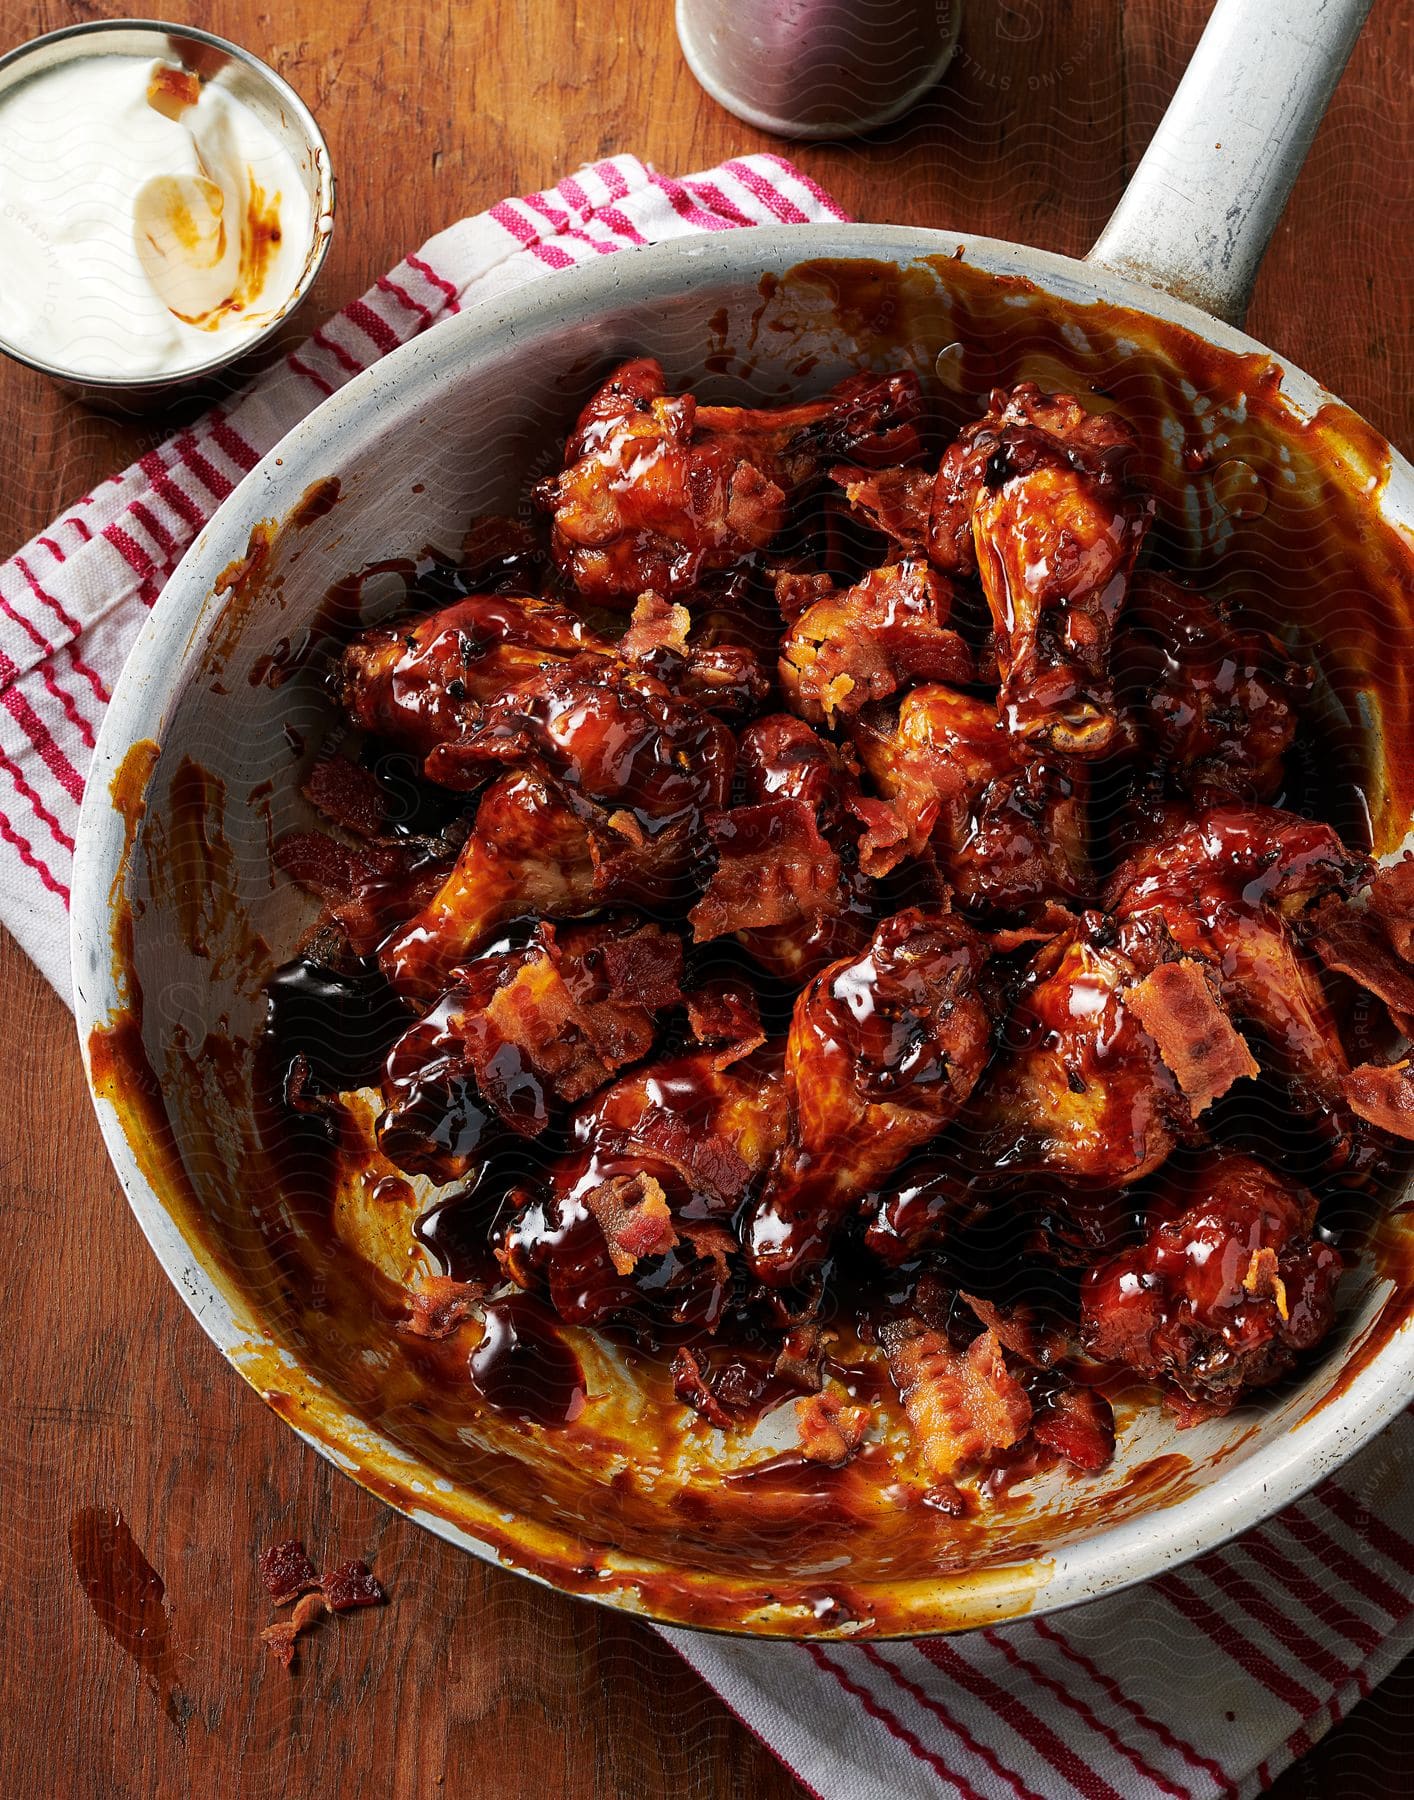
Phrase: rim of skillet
[{"left": 70, "top": 221, "right": 1414, "bottom": 1637}]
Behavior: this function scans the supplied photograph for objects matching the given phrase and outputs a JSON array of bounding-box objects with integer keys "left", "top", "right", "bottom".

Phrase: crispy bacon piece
[
  {"left": 584, "top": 1172, "right": 678, "bottom": 1275},
  {"left": 685, "top": 980, "right": 767, "bottom": 1068},
  {"left": 276, "top": 829, "right": 451, "bottom": 959},
  {"left": 321, "top": 1560, "right": 387, "bottom": 1613},
  {"left": 1030, "top": 1380, "right": 1116, "bottom": 1473},
  {"left": 779, "top": 558, "right": 973, "bottom": 726},
  {"left": 1081, "top": 1156, "right": 1342, "bottom": 1420},
  {"left": 462, "top": 945, "right": 629, "bottom": 1120},
  {"left": 1370, "top": 854, "right": 1414, "bottom": 963},
  {"left": 620, "top": 590, "right": 690, "bottom": 660},
  {"left": 830, "top": 463, "right": 933, "bottom": 553},
  {"left": 672, "top": 1346, "right": 734, "bottom": 1428},
  {"left": 931, "top": 384, "right": 1152, "bottom": 755},
  {"left": 881, "top": 1322, "right": 1032, "bottom": 1481},
  {"left": 1306, "top": 897, "right": 1414, "bottom": 1016},
  {"left": 400, "top": 1277, "right": 485, "bottom": 1340},
  {"left": 339, "top": 591, "right": 602, "bottom": 760},
  {"left": 304, "top": 754, "right": 393, "bottom": 840},
  {"left": 746, "top": 909, "right": 992, "bottom": 1285},
  {"left": 535, "top": 358, "right": 921, "bottom": 602},
  {"left": 774, "top": 1322, "right": 827, "bottom": 1393},
  {"left": 1124, "top": 958, "right": 1260, "bottom": 1118},
  {"left": 1344, "top": 1058, "right": 1414, "bottom": 1138},
  {"left": 960, "top": 1294, "right": 1061, "bottom": 1368},
  {"left": 689, "top": 799, "right": 843, "bottom": 941},
  {"left": 261, "top": 1590, "right": 330, "bottom": 1670},
  {"left": 794, "top": 1390, "right": 871, "bottom": 1466},
  {"left": 852, "top": 683, "right": 1089, "bottom": 907},
  {"left": 258, "top": 1540, "right": 319, "bottom": 1607}
]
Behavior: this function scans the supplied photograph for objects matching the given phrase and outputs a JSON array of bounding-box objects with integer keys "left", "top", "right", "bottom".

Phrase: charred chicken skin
[{"left": 265, "top": 363, "right": 1411, "bottom": 1497}]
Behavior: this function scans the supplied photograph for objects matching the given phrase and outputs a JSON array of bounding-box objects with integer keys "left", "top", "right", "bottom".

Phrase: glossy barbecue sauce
[{"left": 250, "top": 255, "right": 1414, "bottom": 1493}]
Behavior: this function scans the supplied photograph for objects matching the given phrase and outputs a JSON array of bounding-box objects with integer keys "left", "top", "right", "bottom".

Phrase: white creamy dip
[{"left": 0, "top": 54, "right": 315, "bottom": 379}]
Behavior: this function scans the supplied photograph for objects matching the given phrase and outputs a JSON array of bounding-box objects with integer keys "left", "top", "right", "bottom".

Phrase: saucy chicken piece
[
  {"left": 377, "top": 918, "right": 684, "bottom": 1177},
  {"left": 1109, "top": 806, "right": 1365, "bottom": 1121},
  {"left": 1082, "top": 1155, "right": 1342, "bottom": 1422},
  {"left": 500, "top": 1049, "right": 788, "bottom": 1328},
  {"left": 932, "top": 384, "right": 1152, "bottom": 754},
  {"left": 694, "top": 712, "right": 874, "bottom": 982},
  {"left": 339, "top": 592, "right": 603, "bottom": 761},
  {"left": 1114, "top": 573, "right": 1312, "bottom": 802},
  {"left": 535, "top": 357, "right": 922, "bottom": 603},
  {"left": 377, "top": 655, "right": 735, "bottom": 997},
  {"left": 852, "top": 682, "right": 1089, "bottom": 910},
  {"left": 378, "top": 771, "right": 596, "bottom": 998},
  {"left": 778, "top": 558, "right": 973, "bottom": 726},
  {"left": 745, "top": 909, "right": 992, "bottom": 1285},
  {"left": 420, "top": 651, "right": 736, "bottom": 818},
  {"left": 861, "top": 1158, "right": 985, "bottom": 1265},
  {"left": 978, "top": 926, "right": 1181, "bottom": 1186}
]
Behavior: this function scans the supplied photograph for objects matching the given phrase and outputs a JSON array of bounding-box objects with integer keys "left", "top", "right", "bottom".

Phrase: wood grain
[{"left": 0, "top": 2, "right": 1410, "bottom": 1795}]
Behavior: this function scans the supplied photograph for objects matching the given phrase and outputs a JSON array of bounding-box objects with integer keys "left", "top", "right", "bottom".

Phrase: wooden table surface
[{"left": 2, "top": 2, "right": 1411, "bottom": 1795}]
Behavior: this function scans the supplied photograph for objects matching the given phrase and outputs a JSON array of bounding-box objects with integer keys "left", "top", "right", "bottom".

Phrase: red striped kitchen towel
[{"left": 2, "top": 152, "right": 1412, "bottom": 1800}]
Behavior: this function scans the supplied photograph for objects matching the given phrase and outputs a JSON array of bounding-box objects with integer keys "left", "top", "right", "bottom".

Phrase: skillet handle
[{"left": 1086, "top": 0, "right": 1372, "bottom": 325}]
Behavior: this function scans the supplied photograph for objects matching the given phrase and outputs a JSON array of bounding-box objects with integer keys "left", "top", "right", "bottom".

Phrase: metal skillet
[{"left": 71, "top": 0, "right": 1414, "bottom": 1637}]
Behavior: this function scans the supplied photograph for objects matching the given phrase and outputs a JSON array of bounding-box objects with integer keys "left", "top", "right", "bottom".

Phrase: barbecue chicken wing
[
  {"left": 339, "top": 591, "right": 604, "bottom": 761},
  {"left": 1109, "top": 807, "right": 1366, "bottom": 1125},
  {"left": 534, "top": 357, "right": 922, "bottom": 603},
  {"left": 1082, "top": 1155, "right": 1342, "bottom": 1422},
  {"left": 930, "top": 384, "right": 1152, "bottom": 754},
  {"left": 978, "top": 925, "right": 1182, "bottom": 1187},
  {"left": 500, "top": 1048, "right": 789, "bottom": 1329},
  {"left": 851, "top": 681, "right": 1089, "bottom": 910},
  {"left": 1115, "top": 573, "right": 1312, "bottom": 803},
  {"left": 778, "top": 557, "right": 972, "bottom": 726},
  {"left": 745, "top": 909, "right": 993, "bottom": 1285},
  {"left": 377, "top": 654, "right": 734, "bottom": 998},
  {"left": 378, "top": 770, "right": 597, "bottom": 998}
]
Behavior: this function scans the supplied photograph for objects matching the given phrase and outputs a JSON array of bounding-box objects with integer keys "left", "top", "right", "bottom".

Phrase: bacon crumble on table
[
  {"left": 257, "top": 1543, "right": 386, "bottom": 1673},
  {"left": 263, "top": 364, "right": 1413, "bottom": 1506}
]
